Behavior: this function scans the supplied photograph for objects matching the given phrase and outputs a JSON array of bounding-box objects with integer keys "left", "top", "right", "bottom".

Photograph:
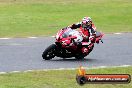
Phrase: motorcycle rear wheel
[
  {"left": 75, "top": 44, "right": 94, "bottom": 59},
  {"left": 75, "top": 54, "right": 85, "bottom": 59},
  {"left": 42, "top": 44, "right": 56, "bottom": 60}
]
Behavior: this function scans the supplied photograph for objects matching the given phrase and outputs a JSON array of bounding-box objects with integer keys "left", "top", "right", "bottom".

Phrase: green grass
[
  {"left": 0, "top": 66, "right": 132, "bottom": 88},
  {"left": 0, "top": 0, "right": 132, "bottom": 37}
]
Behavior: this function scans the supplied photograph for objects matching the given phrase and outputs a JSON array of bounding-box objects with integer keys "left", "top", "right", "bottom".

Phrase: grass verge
[
  {"left": 0, "top": 66, "right": 132, "bottom": 88},
  {"left": 0, "top": 0, "right": 132, "bottom": 37}
]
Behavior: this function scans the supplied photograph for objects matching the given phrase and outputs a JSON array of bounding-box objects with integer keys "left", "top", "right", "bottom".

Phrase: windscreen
[{"left": 62, "top": 28, "right": 73, "bottom": 38}]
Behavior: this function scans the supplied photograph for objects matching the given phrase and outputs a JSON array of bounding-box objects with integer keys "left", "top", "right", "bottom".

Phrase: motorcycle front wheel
[{"left": 42, "top": 44, "right": 56, "bottom": 60}]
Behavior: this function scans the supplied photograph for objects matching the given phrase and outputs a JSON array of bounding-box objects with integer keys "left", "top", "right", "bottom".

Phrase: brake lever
[{"left": 100, "top": 39, "right": 103, "bottom": 43}]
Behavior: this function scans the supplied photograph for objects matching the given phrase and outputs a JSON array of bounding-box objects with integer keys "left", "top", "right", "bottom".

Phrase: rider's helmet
[{"left": 81, "top": 17, "right": 92, "bottom": 28}]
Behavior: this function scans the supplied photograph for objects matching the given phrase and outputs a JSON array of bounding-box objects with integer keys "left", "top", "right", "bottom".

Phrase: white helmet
[{"left": 82, "top": 17, "right": 92, "bottom": 28}]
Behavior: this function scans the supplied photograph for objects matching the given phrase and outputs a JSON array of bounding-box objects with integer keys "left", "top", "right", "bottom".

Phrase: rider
[{"left": 64, "top": 17, "right": 97, "bottom": 45}]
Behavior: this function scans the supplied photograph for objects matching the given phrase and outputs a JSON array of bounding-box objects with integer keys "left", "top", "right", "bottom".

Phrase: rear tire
[
  {"left": 88, "top": 44, "right": 94, "bottom": 54},
  {"left": 75, "top": 45, "right": 94, "bottom": 59},
  {"left": 42, "top": 44, "right": 56, "bottom": 60}
]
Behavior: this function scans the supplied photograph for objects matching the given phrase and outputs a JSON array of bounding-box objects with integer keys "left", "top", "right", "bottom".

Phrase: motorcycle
[{"left": 42, "top": 28, "right": 104, "bottom": 60}]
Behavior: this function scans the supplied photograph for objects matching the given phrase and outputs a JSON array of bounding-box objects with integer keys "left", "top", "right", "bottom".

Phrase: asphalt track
[{"left": 0, "top": 33, "right": 132, "bottom": 72}]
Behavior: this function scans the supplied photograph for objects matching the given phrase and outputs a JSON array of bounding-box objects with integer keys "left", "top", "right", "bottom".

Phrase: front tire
[{"left": 42, "top": 44, "right": 56, "bottom": 60}]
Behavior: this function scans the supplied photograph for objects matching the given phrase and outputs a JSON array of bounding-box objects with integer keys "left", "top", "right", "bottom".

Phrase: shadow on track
[{"left": 44, "top": 58, "right": 98, "bottom": 62}]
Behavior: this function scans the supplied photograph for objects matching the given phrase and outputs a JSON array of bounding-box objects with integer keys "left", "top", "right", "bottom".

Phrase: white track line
[
  {"left": 0, "top": 37, "right": 39, "bottom": 39},
  {"left": 10, "top": 71, "right": 21, "bottom": 73},
  {"left": 0, "top": 32, "right": 125, "bottom": 39},
  {"left": 0, "top": 65, "right": 131, "bottom": 74},
  {"left": 0, "top": 72, "right": 7, "bottom": 74},
  {"left": 24, "top": 70, "right": 35, "bottom": 72},
  {"left": 51, "top": 36, "right": 55, "bottom": 38},
  {"left": 0, "top": 38, "right": 11, "bottom": 40},
  {"left": 28, "top": 37, "right": 37, "bottom": 39},
  {"left": 114, "top": 33, "right": 122, "bottom": 35}
]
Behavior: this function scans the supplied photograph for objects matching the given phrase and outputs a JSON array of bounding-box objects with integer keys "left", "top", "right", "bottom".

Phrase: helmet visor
[{"left": 82, "top": 21, "right": 91, "bottom": 28}]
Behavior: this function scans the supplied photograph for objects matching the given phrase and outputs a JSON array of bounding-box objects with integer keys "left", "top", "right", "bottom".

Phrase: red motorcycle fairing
[{"left": 42, "top": 28, "right": 104, "bottom": 60}]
